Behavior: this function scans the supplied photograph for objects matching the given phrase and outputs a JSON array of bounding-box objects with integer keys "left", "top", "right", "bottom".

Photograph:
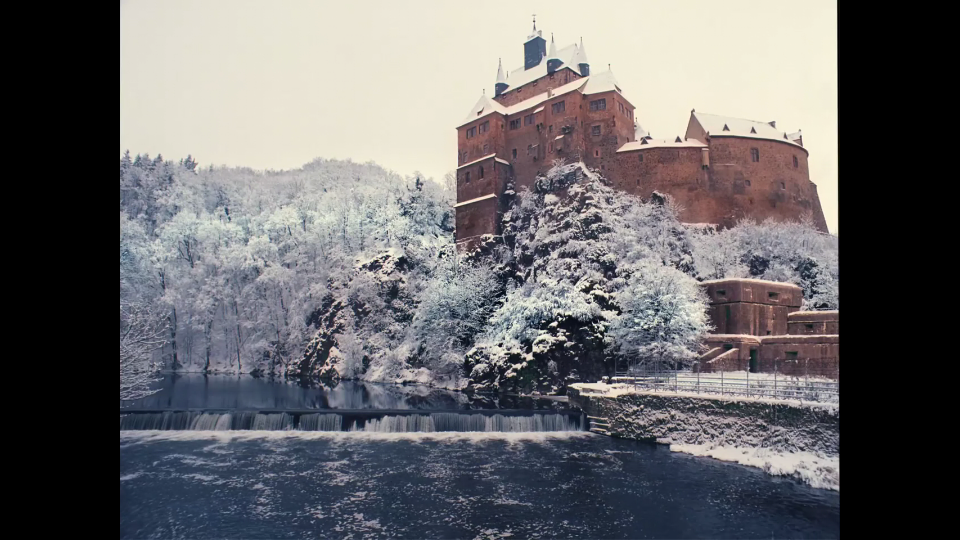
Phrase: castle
[{"left": 455, "top": 20, "right": 830, "bottom": 249}]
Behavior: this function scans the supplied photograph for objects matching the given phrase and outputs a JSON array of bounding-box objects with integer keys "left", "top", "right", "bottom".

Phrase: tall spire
[
  {"left": 573, "top": 36, "right": 590, "bottom": 76},
  {"left": 548, "top": 33, "right": 558, "bottom": 59},
  {"left": 495, "top": 58, "right": 508, "bottom": 97}
]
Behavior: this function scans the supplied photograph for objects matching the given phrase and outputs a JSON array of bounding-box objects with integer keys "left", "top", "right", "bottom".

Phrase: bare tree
[{"left": 120, "top": 301, "right": 168, "bottom": 400}]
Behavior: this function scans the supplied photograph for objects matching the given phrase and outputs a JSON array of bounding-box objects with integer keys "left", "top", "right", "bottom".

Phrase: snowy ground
[{"left": 668, "top": 443, "right": 839, "bottom": 491}]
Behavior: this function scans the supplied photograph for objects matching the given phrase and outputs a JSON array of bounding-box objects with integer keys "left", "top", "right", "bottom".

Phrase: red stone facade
[
  {"left": 697, "top": 279, "right": 838, "bottom": 379},
  {"left": 454, "top": 29, "right": 831, "bottom": 249}
]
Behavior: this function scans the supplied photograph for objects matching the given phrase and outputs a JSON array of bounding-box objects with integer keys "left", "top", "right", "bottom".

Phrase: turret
[
  {"left": 546, "top": 33, "right": 562, "bottom": 74},
  {"left": 524, "top": 16, "right": 546, "bottom": 70},
  {"left": 495, "top": 58, "right": 508, "bottom": 97},
  {"left": 576, "top": 37, "right": 590, "bottom": 76}
]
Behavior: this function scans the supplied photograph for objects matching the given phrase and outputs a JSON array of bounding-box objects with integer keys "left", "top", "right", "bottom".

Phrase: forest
[{"left": 119, "top": 153, "right": 838, "bottom": 397}]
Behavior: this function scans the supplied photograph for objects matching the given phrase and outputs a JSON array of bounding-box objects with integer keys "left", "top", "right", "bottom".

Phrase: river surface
[{"left": 119, "top": 375, "right": 840, "bottom": 539}]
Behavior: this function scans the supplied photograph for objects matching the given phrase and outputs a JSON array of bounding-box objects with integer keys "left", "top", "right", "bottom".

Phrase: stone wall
[{"left": 568, "top": 386, "right": 839, "bottom": 456}]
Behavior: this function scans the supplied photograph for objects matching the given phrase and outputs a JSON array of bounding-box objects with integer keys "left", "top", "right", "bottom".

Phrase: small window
[
  {"left": 805, "top": 324, "right": 814, "bottom": 330},
  {"left": 533, "top": 80, "right": 538, "bottom": 86},
  {"left": 463, "top": 151, "right": 468, "bottom": 162},
  {"left": 589, "top": 99, "right": 606, "bottom": 111},
  {"left": 512, "top": 148, "right": 517, "bottom": 159},
  {"left": 780, "top": 182, "right": 786, "bottom": 190},
  {"left": 483, "top": 143, "right": 489, "bottom": 154},
  {"left": 594, "top": 150, "right": 600, "bottom": 157},
  {"left": 592, "top": 125, "right": 601, "bottom": 137},
  {"left": 479, "top": 121, "right": 489, "bottom": 135},
  {"left": 552, "top": 101, "right": 565, "bottom": 114},
  {"left": 524, "top": 114, "right": 534, "bottom": 126},
  {"left": 549, "top": 143, "right": 553, "bottom": 153},
  {"left": 723, "top": 344, "right": 734, "bottom": 351},
  {"left": 750, "top": 148, "right": 760, "bottom": 162},
  {"left": 466, "top": 127, "right": 476, "bottom": 139},
  {"left": 768, "top": 292, "right": 779, "bottom": 300},
  {"left": 549, "top": 125, "right": 553, "bottom": 134},
  {"left": 716, "top": 289, "right": 726, "bottom": 296},
  {"left": 793, "top": 155, "right": 799, "bottom": 168},
  {"left": 509, "top": 119, "right": 521, "bottom": 130},
  {"left": 638, "top": 154, "right": 643, "bottom": 163},
  {"left": 465, "top": 171, "right": 470, "bottom": 183},
  {"left": 785, "top": 351, "right": 798, "bottom": 360},
  {"left": 479, "top": 166, "right": 484, "bottom": 179},
  {"left": 745, "top": 179, "right": 751, "bottom": 186}
]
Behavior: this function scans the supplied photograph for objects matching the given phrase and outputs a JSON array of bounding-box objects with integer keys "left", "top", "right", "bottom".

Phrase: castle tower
[
  {"left": 546, "top": 33, "right": 562, "bottom": 74},
  {"left": 574, "top": 37, "right": 590, "bottom": 76},
  {"left": 524, "top": 16, "right": 546, "bottom": 70},
  {"left": 495, "top": 58, "right": 508, "bottom": 98}
]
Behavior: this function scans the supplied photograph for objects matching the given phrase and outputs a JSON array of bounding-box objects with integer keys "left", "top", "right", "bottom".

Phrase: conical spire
[
  {"left": 576, "top": 37, "right": 589, "bottom": 65},
  {"left": 548, "top": 33, "right": 558, "bottom": 59},
  {"left": 496, "top": 58, "right": 506, "bottom": 84}
]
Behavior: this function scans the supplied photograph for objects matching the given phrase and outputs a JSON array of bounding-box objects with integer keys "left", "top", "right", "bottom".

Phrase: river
[{"left": 119, "top": 375, "right": 840, "bottom": 539}]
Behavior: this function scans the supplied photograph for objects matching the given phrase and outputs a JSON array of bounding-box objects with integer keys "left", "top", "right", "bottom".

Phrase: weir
[{"left": 119, "top": 408, "right": 586, "bottom": 432}]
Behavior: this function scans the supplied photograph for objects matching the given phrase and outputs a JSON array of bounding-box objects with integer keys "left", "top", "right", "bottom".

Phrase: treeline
[{"left": 119, "top": 154, "right": 838, "bottom": 393}]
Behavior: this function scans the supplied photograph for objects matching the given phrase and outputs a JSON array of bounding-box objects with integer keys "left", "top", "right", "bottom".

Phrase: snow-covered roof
[
  {"left": 787, "top": 130, "right": 803, "bottom": 146},
  {"left": 700, "top": 277, "right": 802, "bottom": 288},
  {"left": 581, "top": 69, "right": 621, "bottom": 95},
  {"left": 453, "top": 193, "right": 496, "bottom": 208},
  {"left": 457, "top": 153, "right": 499, "bottom": 170},
  {"left": 571, "top": 38, "right": 589, "bottom": 67},
  {"left": 503, "top": 43, "right": 582, "bottom": 91},
  {"left": 496, "top": 58, "right": 506, "bottom": 84},
  {"left": 547, "top": 34, "right": 558, "bottom": 60},
  {"left": 693, "top": 111, "right": 804, "bottom": 148},
  {"left": 533, "top": 106, "right": 545, "bottom": 114},
  {"left": 458, "top": 95, "right": 508, "bottom": 127},
  {"left": 634, "top": 122, "right": 648, "bottom": 139},
  {"left": 617, "top": 138, "right": 707, "bottom": 153}
]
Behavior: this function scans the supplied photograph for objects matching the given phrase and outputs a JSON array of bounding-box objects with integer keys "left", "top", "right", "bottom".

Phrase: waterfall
[{"left": 120, "top": 411, "right": 583, "bottom": 432}]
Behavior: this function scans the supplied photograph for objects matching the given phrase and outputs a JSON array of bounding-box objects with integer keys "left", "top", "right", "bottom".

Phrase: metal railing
[{"left": 611, "top": 358, "right": 839, "bottom": 404}]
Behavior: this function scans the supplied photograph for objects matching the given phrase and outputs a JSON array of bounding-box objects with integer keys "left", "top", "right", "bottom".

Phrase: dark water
[
  {"left": 121, "top": 374, "right": 570, "bottom": 411},
  {"left": 120, "top": 431, "right": 840, "bottom": 539}
]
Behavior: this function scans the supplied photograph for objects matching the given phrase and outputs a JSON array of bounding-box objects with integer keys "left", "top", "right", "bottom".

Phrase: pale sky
[{"left": 120, "top": 0, "right": 838, "bottom": 233}]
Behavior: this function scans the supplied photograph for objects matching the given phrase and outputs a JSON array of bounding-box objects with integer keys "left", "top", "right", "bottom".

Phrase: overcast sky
[{"left": 120, "top": 0, "right": 838, "bottom": 233}]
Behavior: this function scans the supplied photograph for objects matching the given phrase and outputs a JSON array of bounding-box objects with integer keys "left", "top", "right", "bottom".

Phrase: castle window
[
  {"left": 466, "top": 127, "right": 476, "bottom": 139},
  {"left": 527, "top": 144, "right": 533, "bottom": 155},
  {"left": 512, "top": 148, "right": 517, "bottom": 159},
  {"left": 524, "top": 114, "right": 534, "bottom": 126},
  {"left": 549, "top": 125, "right": 553, "bottom": 134},
  {"left": 533, "top": 81, "right": 538, "bottom": 86},
  {"left": 549, "top": 143, "right": 553, "bottom": 153},
  {"left": 483, "top": 143, "right": 489, "bottom": 154},
  {"left": 479, "top": 121, "right": 489, "bottom": 135},
  {"left": 589, "top": 99, "right": 606, "bottom": 111},
  {"left": 750, "top": 148, "right": 760, "bottom": 162},
  {"left": 638, "top": 154, "right": 643, "bottom": 163},
  {"left": 594, "top": 150, "right": 600, "bottom": 157},
  {"left": 479, "top": 166, "right": 484, "bottom": 179},
  {"left": 781, "top": 182, "right": 786, "bottom": 190},
  {"left": 509, "top": 119, "right": 521, "bottom": 130},
  {"left": 745, "top": 179, "right": 751, "bottom": 186},
  {"left": 592, "top": 125, "right": 601, "bottom": 137},
  {"left": 552, "top": 101, "right": 565, "bottom": 114},
  {"left": 793, "top": 155, "right": 799, "bottom": 168},
  {"left": 465, "top": 171, "right": 470, "bottom": 183}
]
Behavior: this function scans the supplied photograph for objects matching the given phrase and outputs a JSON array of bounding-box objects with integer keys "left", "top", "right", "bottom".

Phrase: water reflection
[{"left": 120, "top": 374, "right": 570, "bottom": 411}]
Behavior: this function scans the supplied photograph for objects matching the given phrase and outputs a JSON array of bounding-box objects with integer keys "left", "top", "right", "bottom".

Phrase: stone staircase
[{"left": 588, "top": 415, "right": 610, "bottom": 435}]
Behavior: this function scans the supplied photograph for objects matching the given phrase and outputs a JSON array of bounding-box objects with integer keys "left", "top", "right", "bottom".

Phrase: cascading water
[{"left": 119, "top": 411, "right": 584, "bottom": 432}]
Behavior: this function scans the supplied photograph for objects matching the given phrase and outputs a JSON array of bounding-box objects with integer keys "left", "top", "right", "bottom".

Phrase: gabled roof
[
  {"left": 503, "top": 43, "right": 582, "bottom": 91},
  {"left": 459, "top": 95, "right": 507, "bottom": 126},
  {"left": 581, "top": 69, "right": 621, "bottom": 95},
  {"left": 692, "top": 111, "right": 803, "bottom": 148}
]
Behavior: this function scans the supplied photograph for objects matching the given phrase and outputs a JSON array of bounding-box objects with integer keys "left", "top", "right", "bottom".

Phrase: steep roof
[
  {"left": 496, "top": 58, "right": 506, "bottom": 84},
  {"left": 692, "top": 111, "right": 803, "bottom": 148},
  {"left": 571, "top": 38, "right": 589, "bottom": 66},
  {"left": 503, "top": 43, "right": 581, "bottom": 91},
  {"left": 581, "top": 68, "right": 621, "bottom": 95},
  {"left": 459, "top": 95, "right": 507, "bottom": 126}
]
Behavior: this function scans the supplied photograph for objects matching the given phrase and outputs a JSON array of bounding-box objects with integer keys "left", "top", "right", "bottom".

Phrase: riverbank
[{"left": 568, "top": 383, "right": 840, "bottom": 491}]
